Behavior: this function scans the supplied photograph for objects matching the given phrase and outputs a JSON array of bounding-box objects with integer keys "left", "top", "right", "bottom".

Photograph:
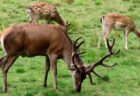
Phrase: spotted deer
[
  {"left": 0, "top": 23, "right": 119, "bottom": 93},
  {"left": 97, "top": 13, "right": 140, "bottom": 50},
  {"left": 27, "top": 2, "right": 65, "bottom": 25}
]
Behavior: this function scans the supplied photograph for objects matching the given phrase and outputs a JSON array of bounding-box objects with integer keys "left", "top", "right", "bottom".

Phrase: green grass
[{"left": 0, "top": 0, "right": 140, "bottom": 96}]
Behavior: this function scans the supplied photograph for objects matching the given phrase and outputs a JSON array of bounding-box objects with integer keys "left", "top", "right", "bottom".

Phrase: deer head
[{"left": 71, "top": 38, "right": 120, "bottom": 92}]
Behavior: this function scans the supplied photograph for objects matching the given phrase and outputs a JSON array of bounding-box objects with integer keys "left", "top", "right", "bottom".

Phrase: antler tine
[
  {"left": 101, "top": 62, "right": 117, "bottom": 67},
  {"left": 72, "top": 38, "right": 85, "bottom": 72},
  {"left": 65, "top": 21, "right": 68, "bottom": 25},
  {"left": 64, "top": 21, "right": 72, "bottom": 31},
  {"left": 107, "top": 39, "right": 111, "bottom": 50},
  {"left": 107, "top": 38, "right": 116, "bottom": 53},
  {"left": 77, "top": 51, "right": 86, "bottom": 55},
  {"left": 88, "top": 70, "right": 103, "bottom": 85},
  {"left": 86, "top": 38, "right": 120, "bottom": 74},
  {"left": 86, "top": 65, "right": 103, "bottom": 84},
  {"left": 88, "top": 73, "right": 94, "bottom": 85},
  {"left": 108, "top": 39, "right": 120, "bottom": 55},
  {"left": 75, "top": 41, "right": 85, "bottom": 51},
  {"left": 107, "top": 38, "right": 120, "bottom": 54},
  {"left": 66, "top": 21, "right": 71, "bottom": 27},
  {"left": 113, "top": 49, "right": 120, "bottom": 54},
  {"left": 92, "top": 70, "right": 103, "bottom": 78},
  {"left": 74, "top": 37, "right": 82, "bottom": 47},
  {"left": 65, "top": 21, "right": 70, "bottom": 27},
  {"left": 111, "top": 38, "right": 115, "bottom": 49},
  {"left": 107, "top": 39, "right": 112, "bottom": 53},
  {"left": 72, "top": 52, "right": 80, "bottom": 72}
]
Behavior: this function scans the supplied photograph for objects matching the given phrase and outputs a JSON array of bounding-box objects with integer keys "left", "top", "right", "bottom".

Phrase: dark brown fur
[{"left": 0, "top": 23, "right": 84, "bottom": 92}]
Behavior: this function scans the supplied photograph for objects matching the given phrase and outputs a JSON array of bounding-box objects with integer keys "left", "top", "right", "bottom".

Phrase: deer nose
[{"left": 75, "top": 84, "right": 81, "bottom": 92}]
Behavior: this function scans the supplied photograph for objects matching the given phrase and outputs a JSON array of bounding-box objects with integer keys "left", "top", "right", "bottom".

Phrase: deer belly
[
  {"left": 20, "top": 45, "right": 48, "bottom": 57},
  {"left": 114, "top": 22, "right": 126, "bottom": 31},
  {"left": 21, "top": 50, "right": 46, "bottom": 57}
]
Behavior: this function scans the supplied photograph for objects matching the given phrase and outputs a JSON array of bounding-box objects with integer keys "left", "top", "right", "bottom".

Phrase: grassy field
[{"left": 0, "top": 0, "right": 140, "bottom": 96}]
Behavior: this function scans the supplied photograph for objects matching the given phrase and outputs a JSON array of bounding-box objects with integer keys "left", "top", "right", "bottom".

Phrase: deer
[
  {"left": 27, "top": 2, "right": 65, "bottom": 25},
  {"left": 97, "top": 13, "right": 140, "bottom": 50},
  {"left": 0, "top": 23, "right": 119, "bottom": 93}
]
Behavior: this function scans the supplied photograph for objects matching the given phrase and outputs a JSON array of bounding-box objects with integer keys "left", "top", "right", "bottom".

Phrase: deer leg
[
  {"left": 136, "top": 31, "right": 140, "bottom": 46},
  {"left": 45, "top": 14, "right": 51, "bottom": 24},
  {"left": 139, "top": 38, "right": 140, "bottom": 46},
  {"left": 103, "top": 32, "right": 109, "bottom": 48},
  {"left": 0, "top": 56, "right": 8, "bottom": 68},
  {"left": 27, "top": 10, "right": 34, "bottom": 23},
  {"left": 48, "top": 54, "right": 58, "bottom": 91},
  {"left": 47, "top": 18, "right": 52, "bottom": 24},
  {"left": 28, "top": 13, "right": 33, "bottom": 23},
  {"left": 98, "top": 24, "right": 111, "bottom": 48},
  {"left": 98, "top": 21, "right": 107, "bottom": 48},
  {"left": 31, "top": 15, "right": 40, "bottom": 24},
  {"left": 29, "top": 16, "right": 33, "bottom": 23},
  {"left": 43, "top": 56, "right": 50, "bottom": 87},
  {"left": 124, "top": 30, "right": 129, "bottom": 50},
  {"left": 103, "top": 28, "right": 112, "bottom": 48},
  {"left": 98, "top": 31, "right": 106, "bottom": 48},
  {"left": 1, "top": 55, "right": 18, "bottom": 93},
  {"left": 27, "top": 9, "right": 31, "bottom": 23}
]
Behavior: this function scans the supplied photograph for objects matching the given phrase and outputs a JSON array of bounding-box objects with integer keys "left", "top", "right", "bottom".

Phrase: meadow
[{"left": 0, "top": 0, "right": 140, "bottom": 96}]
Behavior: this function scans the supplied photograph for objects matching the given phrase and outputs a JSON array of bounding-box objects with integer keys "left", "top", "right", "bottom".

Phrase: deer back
[
  {"left": 1, "top": 24, "right": 71, "bottom": 57},
  {"left": 103, "top": 13, "right": 136, "bottom": 30}
]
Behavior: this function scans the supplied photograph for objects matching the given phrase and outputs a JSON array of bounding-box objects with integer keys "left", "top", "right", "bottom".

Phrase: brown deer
[
  {"left": 27, "top": 2, "right": 65, "bottom": 25},
  {"left": 0, "top": 23, "right": 119, "bottom": 93},
  {"left": 97, "top": 13, "right": 140, "bottom": 50}
]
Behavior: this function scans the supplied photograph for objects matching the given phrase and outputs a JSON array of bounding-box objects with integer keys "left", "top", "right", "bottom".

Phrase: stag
[
  {"left": 98, "top": 13, "right": 140, "bottom": 50},
  {"left": 27, "top": 2, "right": 65, "bottom": 25},
  {"left": 0, "top": 23, "right": 119, "bottom": 93}
]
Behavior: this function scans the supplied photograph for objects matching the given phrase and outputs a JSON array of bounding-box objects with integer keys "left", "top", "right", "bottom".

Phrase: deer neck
[
  {"left": 133, "top": 28, "right": 140, "bottom": 38},
  {"left": 63, "top": 40, "right": 74, "bottom": 68},
  {"left": 63, "top": 50, "right": 72, "bottom": 68},
  {"left": 136, "top": 32, "right": 140, "bottom": 38},
  {"left": 55, "top": 11, "right": 65, "bottom": 25},
  {"left": 63, "top": 47, "right": 85, "bottom": 71}
]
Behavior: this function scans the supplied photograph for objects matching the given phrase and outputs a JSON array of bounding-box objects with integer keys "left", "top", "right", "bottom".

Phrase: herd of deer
[{"left": 0, "top": 2, "right": 139, "bottom": 93}]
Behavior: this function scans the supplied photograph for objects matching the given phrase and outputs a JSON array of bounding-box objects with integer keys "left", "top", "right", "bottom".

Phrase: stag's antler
[
  {"left": 72, "top": 37, "right": 85, "bottom": 72},
  {"left": 65, "top": 21, "right": 71, "bottom": 28},
  {"left": 73, "top": 37, "right": 85, "bottom": 51},
  {"left": 86, "top": 38, "right": 120, "bottom": 84},
  {"left": 64, "top": 21, "right": 71, "bottom": 31}
]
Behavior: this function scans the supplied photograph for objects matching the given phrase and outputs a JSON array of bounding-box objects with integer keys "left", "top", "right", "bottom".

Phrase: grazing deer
[
  {"left": 27, "top": 2, "right": 65, "bottom": 25},
  {"left": 97, "top": 13, "right": 140, "bottom": 50},
  {"left": 0, "top": 23, "right": 119, "bottom": 93}
]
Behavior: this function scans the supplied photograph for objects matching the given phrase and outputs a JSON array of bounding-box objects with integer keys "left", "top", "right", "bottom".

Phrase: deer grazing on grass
[
  {"left": 97, "top": 13, "right": 140, "bottom": 50},
  {"left": 0, "top": 23, "right": 119, "bottom": 93},
  {"left": 27, "top": 2, "right": 65, "bottom": 25}
]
